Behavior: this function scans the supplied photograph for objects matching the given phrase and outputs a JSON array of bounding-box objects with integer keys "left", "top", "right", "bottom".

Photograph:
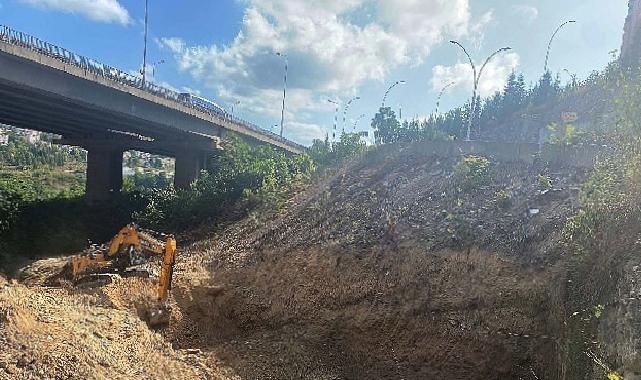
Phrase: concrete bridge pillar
[
  {"left": 174, "top": 150, "right": 206, "bottom": 189},
  {"left": 86, "top": 146, "right": 123, "bottom": 202}
]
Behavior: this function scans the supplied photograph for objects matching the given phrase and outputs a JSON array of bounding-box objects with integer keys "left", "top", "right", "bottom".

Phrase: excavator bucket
[{"left": 139, "top": 302, "right": 171, "bottom": 329}]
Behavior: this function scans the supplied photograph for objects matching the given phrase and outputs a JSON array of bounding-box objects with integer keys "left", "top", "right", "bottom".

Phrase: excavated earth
[{"left": 2, "top": 143, "right": 594, "bottom": 379}]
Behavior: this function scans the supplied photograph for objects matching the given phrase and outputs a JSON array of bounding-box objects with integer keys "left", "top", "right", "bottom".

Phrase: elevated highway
[{"left": 0, "top": 25, "right": 304, "bottom": 200}]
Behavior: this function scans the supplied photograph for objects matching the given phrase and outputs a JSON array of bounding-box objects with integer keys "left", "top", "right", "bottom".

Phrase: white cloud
[
  {"left": 469, "top": 10, "right": 494, "bottom": 49},
  {"left": 285, "top": 121, "right": 326, "bottom": 145},
  {"left": 159, "top": 0, "right": 494, "bottom": 143},
  {"left": 512, "top": 5, "right": 539, "bottom": 23},
  {"left": 19, "top": 0, "right": 130, "bottom": 25},
  {"left": 377, "top": 0, "right": 472, "bottom": 57},
  {"left": 431, "top": 52, "right": 520, "bottom": 98}
]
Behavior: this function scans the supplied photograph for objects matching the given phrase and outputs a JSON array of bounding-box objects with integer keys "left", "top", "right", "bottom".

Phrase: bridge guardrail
[{"left": 0, "top": 25, "right": 304, "bottom": 152}]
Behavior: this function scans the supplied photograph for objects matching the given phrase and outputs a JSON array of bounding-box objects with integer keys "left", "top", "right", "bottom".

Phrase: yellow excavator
[{"left": 59, "top": 224, "right": 177, "bottom": 328}]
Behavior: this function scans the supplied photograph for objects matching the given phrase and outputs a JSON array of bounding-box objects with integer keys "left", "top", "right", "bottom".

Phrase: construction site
[
  {"left": 2, "top": 1, "right": 641, "bottom": 379},
  {"left": 0, "top": 139, "right": 639, "bottom": 379}
]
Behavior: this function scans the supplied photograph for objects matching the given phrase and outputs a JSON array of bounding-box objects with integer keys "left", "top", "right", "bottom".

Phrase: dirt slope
[{"left": 162, "top": 143, "right": 587, "bottom": 379}]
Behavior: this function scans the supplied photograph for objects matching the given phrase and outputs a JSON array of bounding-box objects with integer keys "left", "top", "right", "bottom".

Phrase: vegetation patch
[{"left": 453, "top": 155, "right": 491, "bottom": 191}]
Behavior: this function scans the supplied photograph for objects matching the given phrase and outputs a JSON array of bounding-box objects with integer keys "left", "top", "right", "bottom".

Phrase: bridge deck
[{"left": 0, "top": 25, "right": 305, "bottom": 155}]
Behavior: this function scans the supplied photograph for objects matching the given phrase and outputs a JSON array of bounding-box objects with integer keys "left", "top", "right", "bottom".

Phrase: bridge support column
[
  {"left": 86, "top": 146, "right": 123, "bottom": 202},
  {"left": 174, "top": 150, "right": 206, "bottom": 189}
]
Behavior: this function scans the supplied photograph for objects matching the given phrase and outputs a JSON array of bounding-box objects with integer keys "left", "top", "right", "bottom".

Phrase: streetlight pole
[
  {"left": 231, "top": 100, "right": 241, "bottom": 119},
  {"left": 435, "top": 81, "right": 456, "bottom": 115},
  {"left": 150, "top": 59, "right": 164, "bottom": 78},
  {"left": 382, "top": 80, "right": 406, "bottom": 108},
  {"left": 450, "top": 41, "right": 512, "bottom": 141},
  {"left": 142, "top": 0, "right": 149, "bottom": 88},
  {"left": 544, "top": 20, "right": 576, "bottom": 74},
  {"left": 276, "top": 52, "right": 288, "bottom": 137},
  {"left": 353, "top": 113, "right": 366, "bottom": 130},
  {"left": 563, "top": 68, "right": 578, "bottom": 87},
  {"left": 328, "top": 99, "right": 340, "bottom": 140},
  {"left": 342, "top": 96, "right": 360, "bottom": 133}
]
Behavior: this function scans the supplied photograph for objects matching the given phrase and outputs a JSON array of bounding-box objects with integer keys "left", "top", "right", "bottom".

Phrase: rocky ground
[
  {"left": 0, "top": 142, "right": 603, "bottom": 379},
  {"left": 0, "top": 275, "right": 237, "bottom": 380}
]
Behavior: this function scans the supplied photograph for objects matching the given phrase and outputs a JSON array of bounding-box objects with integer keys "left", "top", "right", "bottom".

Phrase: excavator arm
[
  {"left": 157, "top": 236, "right": 177, "bottom": 302},
  {"left": 70, "top": 224, "right": 171, "bottom": 278}
]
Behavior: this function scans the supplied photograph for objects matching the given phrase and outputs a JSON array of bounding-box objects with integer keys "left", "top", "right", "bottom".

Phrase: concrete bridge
[{"left": 0, "top": 25, "right": 305, "bottom": 201}]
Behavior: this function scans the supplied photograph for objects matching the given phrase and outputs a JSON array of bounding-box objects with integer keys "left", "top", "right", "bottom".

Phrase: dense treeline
[{"left": 369, "top": 69, "right": 583, "bottom": 144}]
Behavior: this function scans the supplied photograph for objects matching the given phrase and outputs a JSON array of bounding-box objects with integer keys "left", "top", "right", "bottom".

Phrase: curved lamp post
[
  {"left": 342, "top": 96, "right": 360, "bottom": 133},
  {"left": 450, "top": 41, "right": 512, "bottom": 141},
  {"left": 328, "top": 99, "right": 340, "bottom": 139},
  {"left": 563, "top": 68, "right": 578, "bottom": 86},
  {"left": 435, "top": 81, "right": 456, "bottom": 115},
  {"left": 150, "top": 59, "right": 164, "bottom": 78},
  {"left": 544, "top": 20, "right": 576, "bottom": 74},
  {"left": 382, "top": 80, "right": 406, "bottom": 108},
  {"left": 231, "top": 100, "right": 241, "bottom": 119},
  {"left": 353, "top": 113, "right": 366, "bottom": 130}
]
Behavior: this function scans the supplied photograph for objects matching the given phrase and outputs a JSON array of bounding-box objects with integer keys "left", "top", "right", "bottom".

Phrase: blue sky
[{"left": 0, "top": 0, "right": 629, "bottom": 145}]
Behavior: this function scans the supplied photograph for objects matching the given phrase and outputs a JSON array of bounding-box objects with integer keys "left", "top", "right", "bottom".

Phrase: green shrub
[
  {"left": 495, "top": 190, "right": 512, "bottom": 210},
  {"left": 134, "top": 135, "right": 316, "bottom": 232},
  {"left": 453, "top": 155, "right": 491, "bottom": 191},
  {"left": 563, "top": 155, "right": 638, "bottom": 253},
  {"left": 309, "top": 132, "right": 368, "bottom": 168},
  {"left": 539, "top": 174, "right": 553, "bottom": 189}
]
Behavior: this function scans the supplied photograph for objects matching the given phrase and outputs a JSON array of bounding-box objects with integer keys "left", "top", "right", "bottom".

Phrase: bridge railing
[{"left": 0, "top": 25, "right": 303, "bottom": 151}]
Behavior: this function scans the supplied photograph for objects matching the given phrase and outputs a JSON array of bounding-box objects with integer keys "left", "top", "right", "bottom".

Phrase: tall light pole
[
  {"left": 435, "top": 81, "right": 456, "bottom": 115},
  {"left": 276, "top": 52, "right": 288, "bottom": 137},
  {"left": 141, "top": 0, "right": 149, "bottom": 88},
  {"left": 353, "top": 113, "right": 366, "bottom": 130},
  {"left": 544, "top": 20, "right": 576, "bottom": 74},
  {"left": 231, "top": 100, "right": 241, "bottom": 119},
  {"left": 563, "top": 68, "right": 578, "bottom": 86},
  {"left": 328, "top": 99, "right": 340, "bottom": 140},
  {"left": 450, "top": 41, "right": 512, "bottom": 141},
  {"left": 382, "top": 80, "right": 406, "bottom": 108},
  {"left": 342, "top": 96, "right": 360, "bottom": 133},
  {"left": 150, "top": 59, "right": 164, "bottom": 78}
]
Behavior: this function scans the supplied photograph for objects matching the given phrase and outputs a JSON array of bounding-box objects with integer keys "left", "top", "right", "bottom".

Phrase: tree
[
  {"left": 371, "top": 107, "right": 401, "bottom": 144},
  {"left": 529, "top": 71, "right": 560, "bottom": 107},
  {"left": 502, "top": 71, "right": 526, "bottom": 115}
]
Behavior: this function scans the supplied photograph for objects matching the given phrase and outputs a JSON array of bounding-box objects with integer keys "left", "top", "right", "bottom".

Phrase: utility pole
[
  {"left": 276, "top": 52, "right": 288, "bottom": 137},
  {"left": 142, "top": 0, "right": 149, "bottom": 88},
  {"left": 544, "top": 20, "right": 576, "bottom": 74},
  {"left": 450, "top": 41, "right": 511, "bottom": 141}
]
